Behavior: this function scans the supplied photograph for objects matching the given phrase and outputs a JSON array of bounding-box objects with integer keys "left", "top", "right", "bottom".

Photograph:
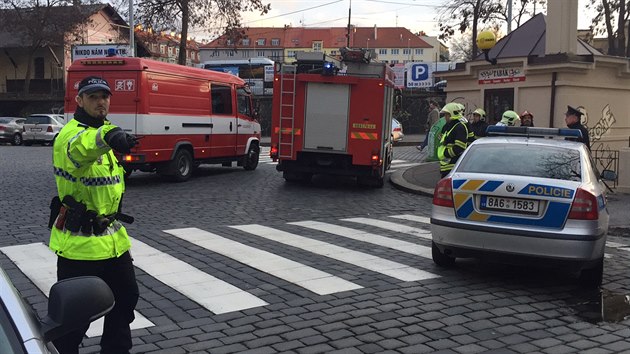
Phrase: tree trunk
[
  {"left": 602, "top": 0, "right": 617, "bottom": 55},
  {"left": 616, "top": 0, "right": 626, "bottom": 56},
  {"left": 471, "top": 0, "right": 481, "bottom": 58},
  {"left": 178, "top": 0, "right": 189, "bottom": 66},
  {"left": 22, "top": 49, "right": 36, "bottom": 95}
]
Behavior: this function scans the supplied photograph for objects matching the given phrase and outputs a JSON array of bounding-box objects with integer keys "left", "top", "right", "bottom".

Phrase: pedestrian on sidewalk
[{"left": 418, "top": 100, "right": 439, "bottom": 151}]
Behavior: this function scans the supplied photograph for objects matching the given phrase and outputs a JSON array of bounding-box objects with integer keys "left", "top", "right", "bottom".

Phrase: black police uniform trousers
[{"left": 53, "top": 251, "right": 139, "bottom": 354}]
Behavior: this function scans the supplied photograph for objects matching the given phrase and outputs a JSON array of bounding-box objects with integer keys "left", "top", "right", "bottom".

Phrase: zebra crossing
[
  {"left": 2, "top": 214, "right": 628, "bottom": 336},
  {"left": 257, "top": 147, "right": 418, "bottom": 173}
]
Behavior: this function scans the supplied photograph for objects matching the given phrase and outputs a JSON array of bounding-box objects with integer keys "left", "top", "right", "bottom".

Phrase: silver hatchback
[
  {"left": 22, "top": 114, "right": 65, "bottom": 146},
  {"left": 0, "top": 117, "right": 26, "bottom": 145},
  {"left": 431, "top": 126, "right": 614, "bottom": 288}
]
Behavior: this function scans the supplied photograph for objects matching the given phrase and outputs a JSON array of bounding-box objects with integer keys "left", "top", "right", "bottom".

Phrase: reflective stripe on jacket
[
  {"left": 438, "top": 119, "right": 469, "bottom": 173},
  {"left": 49, "top": 119, "right": 131, "bottom": 260}
]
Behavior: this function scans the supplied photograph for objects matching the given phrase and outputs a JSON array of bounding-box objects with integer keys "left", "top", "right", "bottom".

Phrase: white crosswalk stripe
[
  {"left": 289, "top": 220, "right": 432, "bottom": 259},
  {"left": 163, "top": 227, "right": 362, "bottom": 295},
  {"left": 389, "top": 214, "right": 432, "bottom": 225},
  {"left": 230, "top": 224, "right": 439, "bottom": 282},
  {"left": 342, "top": 217, "right": 432, "bottom": 240},
  {"left": 0, "top": 243, "right": 154, "bottom": 337},
  {"left": 131, "top": 238, "right": 268, "bottom": 314}
]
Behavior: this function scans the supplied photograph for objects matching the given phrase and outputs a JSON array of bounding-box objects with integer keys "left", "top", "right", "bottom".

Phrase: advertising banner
[
  {"left": 72, "top": 44, "right": 131, "bottom": 60},
  {"left": 391, "top": 64, "right": 405, "bottom": 89}
]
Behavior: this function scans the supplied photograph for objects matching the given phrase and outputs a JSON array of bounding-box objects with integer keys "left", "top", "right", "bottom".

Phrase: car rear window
[
  {"left": 25, "top": 116, "right": 50, "bottom": 124},
  {"left": 457, "top": 144, "right": 582, "bottom": 181},
  {"left": 0, "top": 118, "right": 9, "bottom": 124}
]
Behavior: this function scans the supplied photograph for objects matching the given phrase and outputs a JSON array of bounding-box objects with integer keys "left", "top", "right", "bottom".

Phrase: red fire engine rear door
[{"left": 304, "top": 82, "right": 350, "bottom": 152}]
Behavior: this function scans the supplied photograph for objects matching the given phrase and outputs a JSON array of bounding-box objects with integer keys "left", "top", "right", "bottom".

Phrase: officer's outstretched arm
[{"left": 66, "top": 125, "right": 121, "bottom": 168}]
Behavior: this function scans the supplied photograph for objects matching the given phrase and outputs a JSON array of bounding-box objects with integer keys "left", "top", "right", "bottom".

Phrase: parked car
[
  {"left": 431, "top": 126, "right": 616, "bottom": 288},
  {"left": 392, "top": 118, "right": 404, "bottom": 143},
  {"left": 0, "top": 266, "right": 114, "bottom": 353},
  {"left": 22, "top": 114, "right": 65, "bottom": 146},
  {"left": 0, "top": 117, "right": 26, "bottom": 145}
]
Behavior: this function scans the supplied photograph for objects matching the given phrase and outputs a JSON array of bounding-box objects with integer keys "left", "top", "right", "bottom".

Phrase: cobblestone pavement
[{"left": 1, "top": 145, "right": 630, "bottom": 354}]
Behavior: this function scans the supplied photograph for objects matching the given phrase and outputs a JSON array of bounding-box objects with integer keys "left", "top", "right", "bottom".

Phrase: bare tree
[
  {"left": 587, "top": 0, "right": 630, "bottom": 56},
  {"left": 0, "top": 1, "right": 97, "bottom": 94},
  {"left": 125, "top": 0, "right": 270, "bottom": 65},
  {"left": 449, "top": 32, "right": 474, "bottom": 62}
]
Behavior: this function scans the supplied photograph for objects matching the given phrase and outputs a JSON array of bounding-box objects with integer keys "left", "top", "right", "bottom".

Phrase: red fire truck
[
  {"left": 65, "top": 57, "right": 261, "bottom": 182},
  {"left": 270, "top": 49, "right": 395, "bottom": 187}
]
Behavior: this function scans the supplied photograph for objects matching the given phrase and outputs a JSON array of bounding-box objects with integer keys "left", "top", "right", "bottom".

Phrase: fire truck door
[
  {"left": 105, "top": 71, "right": 140, "bottom": 134},
  {"left": 304, "top": 82, "right": 349, "bottom": 152}
]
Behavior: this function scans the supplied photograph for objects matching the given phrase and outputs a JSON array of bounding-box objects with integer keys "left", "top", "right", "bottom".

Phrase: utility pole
[
  {"left": 506, "top": 0, "right": 512, "bottom": 33},
  {"left": 346, "top": 0, "right": 352, "bottom": 47},
  {"left": 129, "top": 0, "right": 135, "bottom": 56}
]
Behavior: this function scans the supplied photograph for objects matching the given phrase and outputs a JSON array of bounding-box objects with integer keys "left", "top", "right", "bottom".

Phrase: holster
[
  {"left": 62, "top": 196, "right": 87, "bottom": 233},
  {"left": 48, "top": 196, "right": 62, "bottom": 230}
]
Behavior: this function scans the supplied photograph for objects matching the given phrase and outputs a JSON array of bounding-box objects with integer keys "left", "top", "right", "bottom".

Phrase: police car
[{"left": 431, "top": 126, "right": 616, "bottom": 288}]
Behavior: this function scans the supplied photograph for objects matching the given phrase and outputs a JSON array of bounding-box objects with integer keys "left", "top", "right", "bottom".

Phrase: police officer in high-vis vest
[
  {"left": 437, "top": 102, "right": 469, "bottom": 178},
  {"left": 49, "top": 76, "right": 139, "bottom": 354}
]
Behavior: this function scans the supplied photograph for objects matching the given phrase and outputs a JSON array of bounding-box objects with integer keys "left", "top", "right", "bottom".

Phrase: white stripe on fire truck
[
  {"left": 342, "top": 218, "right": 432, "bottom": 240},
  {"left": 0, "top": 243, "right": 154, "bottom": 337},
  {"left": 288, "top": 221, "right": 432, "bottom": 259},
  {"left": 229, "top": 224, "right": 440, "bottom": 282},
  {"left": 162, "top": 228, "right": 362, "bottom": 295},
  {"left": 130, "top": 239, "right": 268, "bottom": 314},
  {"left": 388, "top": 214, "right": 432, "bottom": 225}
]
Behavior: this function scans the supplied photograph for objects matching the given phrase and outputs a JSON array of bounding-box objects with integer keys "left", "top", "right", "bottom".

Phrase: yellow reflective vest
[
  {"left": 437, "top": 119, "right": 469, "bottom": 174},
  {"left": 50, "top": 119, "right": 131, "bottom": 260}
]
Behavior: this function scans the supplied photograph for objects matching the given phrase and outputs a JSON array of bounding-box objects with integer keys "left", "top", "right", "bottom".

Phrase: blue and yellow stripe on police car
[{"left": 452, "top": 179, "right": 573, "bottom": 228}]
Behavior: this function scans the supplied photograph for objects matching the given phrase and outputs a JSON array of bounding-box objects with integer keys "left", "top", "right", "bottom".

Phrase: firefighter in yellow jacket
[
  {"left": 437, "top": 102, "right": 469, "bottom": 177},
  {"left": 49, "top": 76, "right": 139, "bottom": 354}
]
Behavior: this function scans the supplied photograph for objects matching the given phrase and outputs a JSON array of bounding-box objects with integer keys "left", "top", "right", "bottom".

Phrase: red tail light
[
  {"left": 47, "top": 126, "right": 53, "bottom": 132},
  {"left": 270, "top": 144, "right": 278, "bottom": 159},
  {"left": 393, "top": 127, "right": 402, "bottom": 132},
  {"left": 433, "top": 177, "right": 454, "bottom": 207},
  {"left": 568, "top": 188, "right": 599, "bottom": 220},
  {"left": 371, "top": 150, "right": 381, "bottom": 167},
  {"left": 0, "top": 126, "right": 5, "bottom": 131}
]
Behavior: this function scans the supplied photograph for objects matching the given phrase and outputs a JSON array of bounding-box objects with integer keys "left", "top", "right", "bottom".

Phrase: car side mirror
[
  {"left": 40, "top": 276, "right": 114, "bottom": 342},
  {"left": 601, "top": 170, "right": 617, "bottom": 182}
]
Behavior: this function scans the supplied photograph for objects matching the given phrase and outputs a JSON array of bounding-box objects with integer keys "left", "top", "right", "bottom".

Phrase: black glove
[{"left": 104, "top": 127, "right": 138, "bottom": 154}]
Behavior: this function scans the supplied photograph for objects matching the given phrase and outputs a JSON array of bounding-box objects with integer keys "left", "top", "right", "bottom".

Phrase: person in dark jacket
[
  {"left": 565, "top": 105, "right": 590, "bottom": 150},
  {"left": 469, "top": 108, "right": 489, "bottom": 140},
  {"left": 437, "top": 103, "right": 469, "bottom": 177}
]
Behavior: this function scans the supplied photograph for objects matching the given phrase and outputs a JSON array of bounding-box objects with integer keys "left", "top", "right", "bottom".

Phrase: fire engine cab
[
  {"left": 270, "top": 49, "right": 396, "bottom": 187},
  {"left": 65, "top": 57, "right": 261, "bottom": 182}
]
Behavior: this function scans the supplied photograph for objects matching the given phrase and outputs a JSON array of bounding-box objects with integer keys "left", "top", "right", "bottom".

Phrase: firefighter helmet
[
  {"left": 472, "top": 108, "right": 486, "bottom": 120},
  {"left": 440, "top": 102, "right": 463, "bottom": 120},
  {"left": 500, "top": 110, "right": 521, "bottom": 126}
]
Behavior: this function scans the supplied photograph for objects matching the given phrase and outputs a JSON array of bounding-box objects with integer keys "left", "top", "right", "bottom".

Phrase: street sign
[
  {"left": 72, "top": 44, "right": 131, "bottom": 60},
  {"left": 406, "top": 63, "right": 433, "bottom": 88}
]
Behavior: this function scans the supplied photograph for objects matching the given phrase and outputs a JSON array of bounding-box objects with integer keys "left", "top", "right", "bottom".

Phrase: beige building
[{"left": 438, "top": 1, "right": 630, "bottom": 190}]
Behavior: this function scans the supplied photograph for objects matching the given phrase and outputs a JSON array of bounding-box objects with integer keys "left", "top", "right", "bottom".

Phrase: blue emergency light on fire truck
[{"left": 270, "top": 48, "right": 396, "bottom": 187}]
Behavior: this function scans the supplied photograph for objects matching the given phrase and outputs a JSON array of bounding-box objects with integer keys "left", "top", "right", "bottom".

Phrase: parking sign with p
[{"left": 406, "top": 63, "right": 433, "bottom": 88}]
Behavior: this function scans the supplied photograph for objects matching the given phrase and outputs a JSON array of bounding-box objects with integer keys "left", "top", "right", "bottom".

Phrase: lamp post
[
  {"left": 129, "top": 0, "right": 134, "bottom": 57},
  {"left": 407, "top": 38, "right": 411, "bottom": 62}
]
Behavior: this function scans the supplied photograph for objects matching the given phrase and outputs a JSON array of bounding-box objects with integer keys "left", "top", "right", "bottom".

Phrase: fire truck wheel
[
  {"left": 169, "top": 149, "right": 193, "bottom": 182},
  {"left": 357, "top": 176, "right": 384, "bottom": 188},
  {"left": 243, "top": 144, "right": 260, "bottom": 171}
]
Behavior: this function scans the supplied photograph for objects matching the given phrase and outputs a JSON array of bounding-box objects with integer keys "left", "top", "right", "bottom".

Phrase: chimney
[
  {"left": 373, "top": 25, "right": 377, "bottom": 40},
  {"left": 545, "top": 0, "right": 578, "bottom": 55}
]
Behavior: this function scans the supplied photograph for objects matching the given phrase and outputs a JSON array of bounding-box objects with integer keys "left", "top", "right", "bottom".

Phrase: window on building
[
  {"left": 160, "top": 45, "right": 165, "bottom": 54},
  {"left": 391, "top": 49, "right": 399, "bottom": 54},
  {"left": 379, "top": 48, "right": 387, "bottom": 55},
  {"left": 34, "top": 57, "right": 44, "bottom": 79},
  {"left": 257, "top": 51, "right": 265, "bottom": 56},
  {"left": 312, "top": 41, "right": 322, "bottom": 52},
  {"left": 415, "top": 48, "right": 424, "bottom": 55},
  {"left": 256, "top": 38, "right": 265, "bottom": 46},
  {"left": 242, "top": 38, "right": 250, "bottom": 46},
  {"left": 241, "top": 50, "right": 249, "bottom": 57},
  {"left": 211, "top": 84, "right": 233, "bottom": 115},
  {"left": 330, "top": 50, "right": 337, "bottom": 55},
  {"left": 271, "top": 50, "right": 281, "bottom": 61},
  {"left": 271, "top": 38, "right": 280, "bottom": 46},
  {"left": 391, "top": 60, "right": 399, "bottom": 64},
  {"left": 403, "top": 48, "right": 411, "bottom": 55},
  {"left": 226, "top": 50, "right": 235, "bottom": 57},
  {"left": 288, "top": 50, "right": 296, "bottom": 58},
  {"left": 226, "top": 39, "right": 233, "bottom": 46}
]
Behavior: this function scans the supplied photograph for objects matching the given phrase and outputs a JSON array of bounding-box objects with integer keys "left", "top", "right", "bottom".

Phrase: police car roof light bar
[{"left": 486, "top": 126, "right": 583, "bottom": 139}]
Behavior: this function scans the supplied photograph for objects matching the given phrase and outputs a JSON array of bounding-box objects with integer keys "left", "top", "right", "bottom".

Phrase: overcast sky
[{"left": 187, "top": 0, "right": 596, "bottom": 41}]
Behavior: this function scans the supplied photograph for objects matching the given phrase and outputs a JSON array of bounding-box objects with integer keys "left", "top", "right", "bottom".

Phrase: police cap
[
  {"left": 78, "top": 76, "right": 112, "bottom": 96},
  {"left": 565, "top": 105, "right": 583, "bottom": 117}
]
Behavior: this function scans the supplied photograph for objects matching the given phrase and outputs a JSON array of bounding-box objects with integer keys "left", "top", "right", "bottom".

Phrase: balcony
[{"left": 0, "top": 79, "right": 65, "bottom": 100}]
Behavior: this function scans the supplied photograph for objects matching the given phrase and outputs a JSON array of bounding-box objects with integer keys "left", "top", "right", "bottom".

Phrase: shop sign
[{"left": 478, "top": 67, "right": 525, "bottom": 84}]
